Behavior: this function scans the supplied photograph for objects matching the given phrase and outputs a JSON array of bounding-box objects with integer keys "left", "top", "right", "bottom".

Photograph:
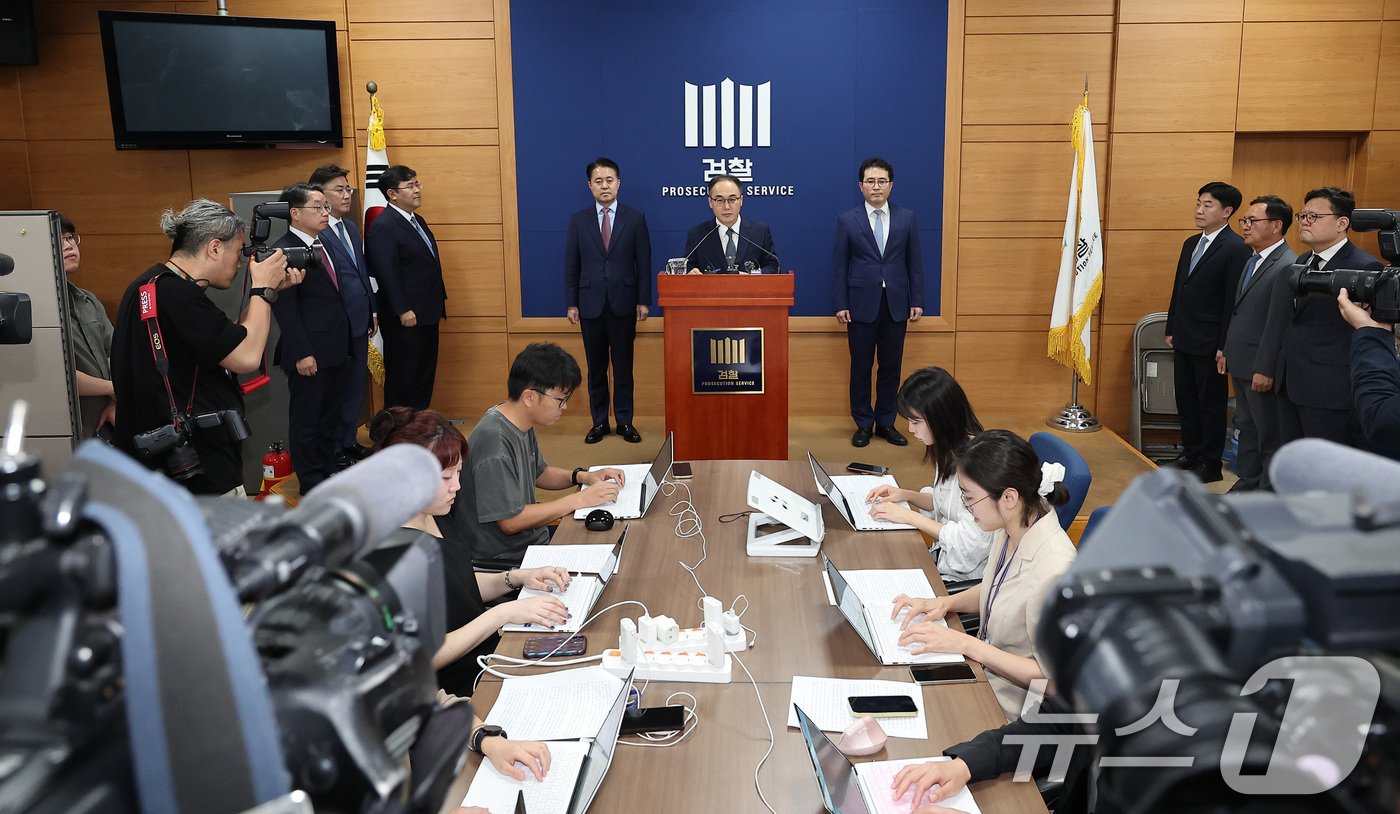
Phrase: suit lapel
[
  {"left": 1237, "top": 251, "right": 1275, "bottom": 303},
  {"left": 857, "top": 208, "right": 881, "bottom": 256}
]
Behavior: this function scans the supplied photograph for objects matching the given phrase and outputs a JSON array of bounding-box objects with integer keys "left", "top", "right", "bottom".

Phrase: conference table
[{"left": 445, "top": 458, "right": 1050, "bottom": 813}]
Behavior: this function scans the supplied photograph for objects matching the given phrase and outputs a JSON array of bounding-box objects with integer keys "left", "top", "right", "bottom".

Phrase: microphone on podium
[
  {"left": 679, "top": 224, "right": 720, "bottom": 274},
  {"left": 735, "top": 230, "right": 782, "bottom": 274}
]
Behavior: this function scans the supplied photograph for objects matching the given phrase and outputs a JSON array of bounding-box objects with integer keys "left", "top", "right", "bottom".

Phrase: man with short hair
[
  {"left": 1275, "top": 186, "right": 1384, "bottom": 446},
  {"left": 309, "top": 163, "right": 376, "bottom": 464},
  {"left": 365, "top": 165, "right": 447, "bottom": 409},
  {"left": 1220, "top": 195, "right": 1296, "bottom": 491},
  {"left": 57, "top": 214, "right": 117, "bottom": 440},
  {"left": 564, "top": 157, "right": 652, "bottom": 445},
  {"left": 682, "top": 175, "right": 779, "bottom": 274},
  {"left": 270, "top": 183, "right": 352, "bottom": 494},
  {"left": 1165, "top": 181, "right": 1251, "bottom": 482},
  {"left": 833, "top": 157, "right": 924, "bottom": 448},
  {"left": 451, "top": 343, "right": 626, "bottom": 563}
]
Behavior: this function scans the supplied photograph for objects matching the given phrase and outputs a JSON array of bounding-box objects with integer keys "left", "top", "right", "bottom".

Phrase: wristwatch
[
  {"left": 571, "top": 466, "right": 587, "bottom": 486},
  {"left": 469, "top": 724, "right": 507, "bottom": 754},
  {"left": 250, "top": 287, "right": 278, "bottom": 303}
]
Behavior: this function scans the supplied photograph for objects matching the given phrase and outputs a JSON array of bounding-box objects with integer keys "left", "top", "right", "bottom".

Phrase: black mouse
[{"left": 584, "top": 509, "right": 615, "bottom": 532}]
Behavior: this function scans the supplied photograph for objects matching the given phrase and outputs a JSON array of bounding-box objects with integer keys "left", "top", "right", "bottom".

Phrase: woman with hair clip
[
  {"left": 368, "top": 407, "right": 572, "bottom": 781},
  {"left": 891, "top": 429, "right": 1077, "bottom": 723},
  {"left": 861, "top": 367, "right": 995, "bottom": 583}
]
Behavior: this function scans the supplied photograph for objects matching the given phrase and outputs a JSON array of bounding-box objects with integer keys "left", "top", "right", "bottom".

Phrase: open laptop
[
  {"left": 807, "top": 453, "right": 915, "bottom": 531},
  {"left": 794, "top": 705, "right": 983, "bottom": 814},
  {"left": 503, "top": 526, "right": 628, "bottom": 633},
  {"left": 823, "top": 555, "right": 964, "bottom": 666},
  {"left": 463, "top": 670, "right": 634, "bottom": 814},
  {"left": 571, "top": 432, "right": 674, "bottom": 521}
]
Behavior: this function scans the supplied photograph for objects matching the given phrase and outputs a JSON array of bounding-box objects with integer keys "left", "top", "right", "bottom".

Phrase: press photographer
[{"left": 112, "top": 199, "right": 305, "bottom": 495}]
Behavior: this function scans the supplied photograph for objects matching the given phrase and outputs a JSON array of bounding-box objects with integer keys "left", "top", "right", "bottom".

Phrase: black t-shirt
[
  {"left": 434, "top": 524, "right": 498, "bottom": 696},
  {"left": 112, "top": 264, "right": 248, "bottom": 495}
]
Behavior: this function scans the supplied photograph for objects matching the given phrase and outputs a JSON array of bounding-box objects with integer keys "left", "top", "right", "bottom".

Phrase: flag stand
[{"left": 1047, "top": 371, "right": 1101, "bottom": 432}]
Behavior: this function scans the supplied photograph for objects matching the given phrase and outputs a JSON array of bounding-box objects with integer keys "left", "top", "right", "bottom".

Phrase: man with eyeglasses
[
  {"left": 1274, "top": 186, "right": 1383, "bottom": 447},
  {"left": 56, "top": 214, "right": 117, "bottom": 441},
  {"left": 270, "top": 183, "right": 353, "bottom": 493},
  {"left": 682, "top": 174, "right": 779, "bottom": 274},
  {"left": 365, "top": 164, "right": 448, "bottom": 410},
  {"left": 833, "top": 157, "right": 924, "bottom": 448},
  {"left": 452, "top": 343, "right": 625, "bottom": 563},
  {"left": 309, "top": 163, "right": 377, "bottom": 466},
  {"left": 1219, "top": 195, "right": 1297, "bottom": 491},
  {"left": 1164, "top": 181, "right": 1252, "bottom": 483}
]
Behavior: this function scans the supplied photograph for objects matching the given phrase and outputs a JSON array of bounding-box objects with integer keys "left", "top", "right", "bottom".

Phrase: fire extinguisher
[{"left": 257, "top": 441, "right": 293, "bottom": 499}]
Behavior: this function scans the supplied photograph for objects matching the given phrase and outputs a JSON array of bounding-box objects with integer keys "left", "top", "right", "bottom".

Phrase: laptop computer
[
  {"left": 808, "top": 453, "right": 915, "bottom": 531},
  {"left": 823, "top": 555, "right": 964, "bottom": 666},
  {"left": 571, "top": 432, "right": 674, "bottom": 521},
  {"left": 502, "top": 526, "right": 627, "bottom": 634},
  {"left": 794, "top": 704, "right": 983, "bottom": 814}
]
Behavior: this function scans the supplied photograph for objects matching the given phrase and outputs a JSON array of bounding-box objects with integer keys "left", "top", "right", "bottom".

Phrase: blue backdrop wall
[{"left": 511, "top": 0, "right": 948, "bottom": 318}]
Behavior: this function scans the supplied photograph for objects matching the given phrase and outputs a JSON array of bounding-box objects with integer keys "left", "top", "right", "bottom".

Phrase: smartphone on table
[
  {"left": 620, "top": 705, "right": 687, "bottom": 735},
  {"left": 522, "top": 634, "right": 587, "bottom": 659},
  {"left": 847, "top": 694, "right": 919, "bottom": 717},
  {"left": 672, "top": 461, "right": 694, "bottom": 479},
  {"left": 846, "top": 462, "right": 890, "bottom": 476},
  {"left": 910, "top": 663, "right": 978, "bottom": 684}
]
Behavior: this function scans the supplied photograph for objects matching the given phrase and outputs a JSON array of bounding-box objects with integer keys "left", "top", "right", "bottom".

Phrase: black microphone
[
  {"left": 680, "top": 223, "right": 721, "bottom": 273},
  {"left": 1270, "top": 438, "right": 1400, "bottom": 503},
  {"left": 734, "top": 229, "right": 782, "bottom": 274},
  {"left": 233, "top": 444, "right": 440, "bottom": 600},
  {"left": 0, "top": 253, "right": 14, "bottom": 277}
]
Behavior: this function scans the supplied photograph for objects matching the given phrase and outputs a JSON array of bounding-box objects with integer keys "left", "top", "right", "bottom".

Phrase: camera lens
[{"left": 165, "top": 443, "right": 204, "bottom": 482}]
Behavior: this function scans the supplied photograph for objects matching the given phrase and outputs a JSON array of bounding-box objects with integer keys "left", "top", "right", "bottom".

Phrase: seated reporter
[
  {"left": 863, "top": 367, "right": 995, "bottom": 583},
  {"left": 1340, "top": 288, "right": 1400, "bottom": 450},
  {"left": 892, "top": 430, "right": 1077, "bottom": 722},
  {"left": 371, "top": 407, "right": 573, "bottom": 695}
]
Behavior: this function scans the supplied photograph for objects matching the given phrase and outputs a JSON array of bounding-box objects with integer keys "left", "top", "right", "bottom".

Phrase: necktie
[
  {"left": 1309, "top": 253, "right": 1324, "bottom": 271},
  {"left": 873, "top": 209, "right": 886, "bottom": 255},
  {"left": 601, "top": 207, "right": 612, "bottom": 251},
  {"left": 1188, "top": 234, "right": 1209, "bottom": 275},
  {"left": 725, "top": 229, "right": 738, "bottom": 268},
  {"left": 1239, "top": 253, "right": 1261, "bottom": 293},
  {"left": 313, "top": 241, "right": 338, "bottom": 290},
  {"left": 410, "top": 215, "right": 437, "bottom": 257},
  {"left": 335, "top": 221, "right": 358, "bottom": 271}
]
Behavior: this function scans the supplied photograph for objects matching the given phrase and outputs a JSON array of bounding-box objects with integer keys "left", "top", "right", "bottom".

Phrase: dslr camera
[
  {"left": 243, "top": 201, "right": 313, "bottom": 268},
  {"left": 131, "top": 408, "right": 251, "bottom": 481},
  {"left": 1290, "top": 207, "right": 1400, "bottom": 323}
]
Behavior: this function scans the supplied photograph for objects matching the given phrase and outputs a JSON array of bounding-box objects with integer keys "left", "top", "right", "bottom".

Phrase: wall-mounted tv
[{"left": 98, "top": 11, "right": 342, "bottom": 150}]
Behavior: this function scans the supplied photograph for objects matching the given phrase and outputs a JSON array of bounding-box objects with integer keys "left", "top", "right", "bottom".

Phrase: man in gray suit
[{"left": 1220, "top": 195, "right": 1296, "bottom": 491}]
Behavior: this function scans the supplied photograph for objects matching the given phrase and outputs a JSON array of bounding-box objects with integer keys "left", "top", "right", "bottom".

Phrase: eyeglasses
[
  {"left": 325, "top": 185, "right": 356, "bottom": 196},
  {"left": 1237, "top": 217, "right": 1280, "bottom": 228},
  {"left": 61, "top": 232, "right": 82, "bottom": 246},
  {"left": 1295, "top": 211, "right": 1339, "bottom": 225},
  {"left": 295, "top": 204, "right": 332, "bottom": 213},
  {"left": 393, "top": 181, "right": 423, "bottom": 191},
  {"left": 531, "top": 388, "right": 571, "bottom": 407},
  {"left": 861, "top": 178, "right": 892, "bottom": 188},
  {"left": 961, "top": 492, "right": 993, "bottom": 510},
  {"left": 710, "top": 195, "right": 741, "bottom": 206}
]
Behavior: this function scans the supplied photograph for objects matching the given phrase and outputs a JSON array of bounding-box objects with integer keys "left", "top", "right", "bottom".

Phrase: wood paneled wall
[{"left": 4, "top": 0, "right": 1398, "bottom": 429}]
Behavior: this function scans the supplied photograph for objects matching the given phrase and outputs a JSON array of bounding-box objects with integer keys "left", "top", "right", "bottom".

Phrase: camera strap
[
  {"left": 236, "top": 264, "right": 272, "bottom": 396},
  {"left": 138, "top": 270, "right": 199, "bottom": 427}
]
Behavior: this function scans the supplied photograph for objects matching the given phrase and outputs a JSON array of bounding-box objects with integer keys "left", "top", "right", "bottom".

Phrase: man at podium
[{"left": 683, "top": 175, "right": 780, "bottom": 274}]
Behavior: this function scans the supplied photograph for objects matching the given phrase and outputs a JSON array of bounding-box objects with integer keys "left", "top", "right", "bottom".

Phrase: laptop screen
[
  {"left": 639, "top": 432, "right": 674, "bottom": 515},
  {"left": 808, "top": 452, "right": 857, "bottom": 526},
  {"left": 824, "top": 556, "right": 880, "bottom": 659},
  {"left": 795, "top": 704, "right": 872, "bottom": 814},
  {"left": 566, "top": 670, "right": 633, "bottom": 814}
]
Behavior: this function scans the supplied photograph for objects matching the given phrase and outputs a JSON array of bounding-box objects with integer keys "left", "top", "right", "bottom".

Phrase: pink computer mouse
[{"left": 837, "top": 716, "right": 888, "bottom": 756}]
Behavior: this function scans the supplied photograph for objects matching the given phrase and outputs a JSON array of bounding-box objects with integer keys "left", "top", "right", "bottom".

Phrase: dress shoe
[
  {"left": 341, "top": 444, "right": 372, "bottom": 462},
  {"left": 1227, "top": 479, "right": 1258, "bottom": 493},
  {"left": 1191, "top": 462, "right": 1223, "bottom": 484},
  {"left": 875, "top": 425, "right": 908, "bottom": 446},
  {"left": 617, "top": 423, "right": 642, "bottom": 443},
  {"left": 1162, "top": 454, "right": 1195, "bottom": 469},
  {"left": 851, "top": 426, "right": 873, "bottom": 448},
  {"left": 333, "top": 452, "right": 356, "bottom": 470},
  {"left": 585, "top": 424, "right": 611, "bottom": 444}
]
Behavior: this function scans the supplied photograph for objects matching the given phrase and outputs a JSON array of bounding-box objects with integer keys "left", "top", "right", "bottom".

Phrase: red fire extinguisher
[{"left": 257, "top": 441, "right": 293, "bottom": 499}]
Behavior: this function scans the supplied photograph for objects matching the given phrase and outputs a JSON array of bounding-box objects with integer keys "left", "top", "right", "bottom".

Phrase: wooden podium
[{"left": 658, "top": 274, "right": 794, "bottom": 461}]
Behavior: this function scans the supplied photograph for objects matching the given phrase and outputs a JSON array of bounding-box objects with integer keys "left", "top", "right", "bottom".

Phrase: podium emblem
[{"left": 692, "top": 328, "right": 764, "bottom": 394}]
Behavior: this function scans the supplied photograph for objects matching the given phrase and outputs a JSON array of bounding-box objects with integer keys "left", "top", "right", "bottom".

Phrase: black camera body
[
  {"left": 131, "top": 409, "right": 251, "bottom": 481},
  {"left": 243, "top": 201, "right": 313, "bottom": 269},
  {"left": 1290, "top": 207, "right": 1400, "bottom": 323}
]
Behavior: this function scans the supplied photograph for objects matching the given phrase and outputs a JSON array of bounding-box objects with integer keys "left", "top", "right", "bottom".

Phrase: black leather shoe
[
  {"left": 1162, "top": 454, "right": 1194, "bottom": 469},
  {"left": 617, "top": 423, "right": 642, "bottom": 443},
  {"left": 875, "top": 425, "right": 908, "bottom": 446},
  {"left": 341, "top": 444, "right": 372, "bottom": 462},
  {"left": 1191, "top": 462, "right": 1223, "bottom": 484},
  {"left": 585, "top": 424, "right": 610, "bottom": 444},
  {"left": 851, "top": 426, "right": 872, "bottom": 448}
]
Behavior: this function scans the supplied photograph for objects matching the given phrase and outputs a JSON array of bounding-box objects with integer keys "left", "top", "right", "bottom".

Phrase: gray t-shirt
[{"left": 458, "top": 406, "right": 550, "bottom": 560}]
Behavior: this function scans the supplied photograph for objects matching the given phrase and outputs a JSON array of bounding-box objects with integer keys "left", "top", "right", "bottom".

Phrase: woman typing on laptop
[
  {"left": 862, "top": 367, "right": 995, "bottom": 584},
  {"left": 891, "top": 430, "right": 1077, "bottom": 723}
]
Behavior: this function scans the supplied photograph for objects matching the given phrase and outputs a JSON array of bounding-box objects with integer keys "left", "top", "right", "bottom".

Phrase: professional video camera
[
  {"left": 0, "top": 401, "right": 469, "bottom": 814},
  {"left": 0, "top": 252, "right": 32, "bottom": 345},
  {"left": 1290, "top": 207, "right": 1400, "bottom": 323},
  {"left": 244, "top": 201, "right": 313, "bottom": 268},
  {"left": 131, "top": 407, "right": 251, "bottom": 481},
  {"left": 1038, "top": 440, "right": 1400, "bottom": 814}
]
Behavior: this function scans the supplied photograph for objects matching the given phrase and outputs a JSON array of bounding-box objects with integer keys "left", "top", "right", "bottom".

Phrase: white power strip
[
  {"left": 601, "top": 648, "right": 732, "bottom": 683},
  {"left": 667, "top": 625, "right": 749, "bottom": 653}
]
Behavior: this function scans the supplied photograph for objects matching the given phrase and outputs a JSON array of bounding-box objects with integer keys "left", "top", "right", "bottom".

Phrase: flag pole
[{"left": 1047, "top": 370, "right": 1101, "bottom": 432}]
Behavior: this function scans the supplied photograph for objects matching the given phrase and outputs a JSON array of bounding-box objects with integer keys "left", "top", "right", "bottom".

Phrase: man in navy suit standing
[
  {"left": 564, "top": 157, "right": 652, "bottom": 445},
  {"left": 270, "top": 183, "right": 352, "bottom": 493},
  {"left": 1165, "top": 181, "right": 1251, "bottom": 482},
  {"left": 310, "top": 163, "right": 376, "bottom": 465},
  {"left": 833, "top": 158, "right": 924, "bottom": 448},
  {"left": 1274, "top": 186, "right": 1384, "bottom": 446},
  {"left": 366, "top": 165, "right": 447, "bottom": 410},
  {"left": 683, "top": 175, "right": 779, "bottom": 274}
]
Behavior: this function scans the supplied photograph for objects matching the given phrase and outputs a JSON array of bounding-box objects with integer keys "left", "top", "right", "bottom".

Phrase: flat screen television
[{"left": 98, "top": 11, "right": 342, "bottom": 150}]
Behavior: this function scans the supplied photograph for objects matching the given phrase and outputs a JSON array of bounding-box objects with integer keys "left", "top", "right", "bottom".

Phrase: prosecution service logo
[{"left": 662, "top": 78, "right": 795, "bottom": 199}]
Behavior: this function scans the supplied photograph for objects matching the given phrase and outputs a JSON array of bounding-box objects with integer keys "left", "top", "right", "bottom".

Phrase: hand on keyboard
[
  {"left": 891, "top": 594, "right": 952, "bottom": 628},
  {"left": 502, "top": 594, "right": 571, "bottom": 629},
  {"left": 576, "top": 478, "right": 622, "bottom": 508},
  {"left": 891, "top": 758, "right": 972, "bottom": 812},
  {"left": 481, "top": 737, "right": 552, "bottom": 781},
  {"left": 519, "top": 566, "right": 571, "bottom": 593}
]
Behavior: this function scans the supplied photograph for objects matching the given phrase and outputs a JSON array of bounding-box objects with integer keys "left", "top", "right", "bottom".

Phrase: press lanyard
[{"left": 979, "top": 536, "right": 1016, "bottom": 642}]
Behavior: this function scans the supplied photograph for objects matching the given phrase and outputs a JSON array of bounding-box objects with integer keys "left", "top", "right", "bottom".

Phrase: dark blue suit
[
  {"left": 683, "top": 218, "right": 779, "bottom": 273},
  {"left": 1277, "top": 240, "right": 1384, "bottom": 445},
  {"left": 319, "top": 218, "right": 374, "bottom": 451},
  {"left": 832, "top": 204, "right": 924, "bottom": 429},
  {"left": 365, "top": 207, "right": 447, "bottom": 410},
  {"left": 270, "top": 230, "right": 351, "bottom": 492},
  {"left": 564, "top": 203, "right": 652, "bottom": 426}
]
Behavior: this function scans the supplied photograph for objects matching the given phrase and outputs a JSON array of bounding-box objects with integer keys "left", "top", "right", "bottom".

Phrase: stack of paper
[{"left": 786, "top": 676, "right": 928, "bottom": 740}]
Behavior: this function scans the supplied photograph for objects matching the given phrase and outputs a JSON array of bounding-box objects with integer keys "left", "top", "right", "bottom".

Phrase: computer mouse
[{"left": 584, "top": 509, "right": 615, "bottom": 532}]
